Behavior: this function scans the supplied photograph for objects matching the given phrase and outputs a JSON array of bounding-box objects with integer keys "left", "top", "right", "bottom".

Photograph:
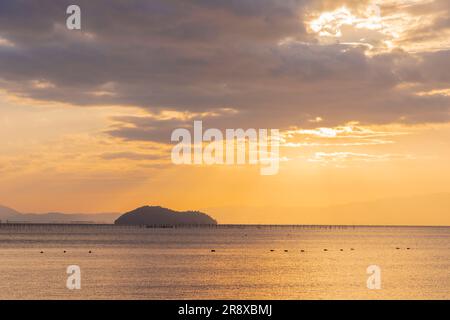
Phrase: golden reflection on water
[{"left": 0, "top": 225, "right": 449, "bottom": 299}]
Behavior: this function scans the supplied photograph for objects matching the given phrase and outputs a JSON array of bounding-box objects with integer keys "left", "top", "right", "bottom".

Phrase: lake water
[{"left": 0, "top": 224, "right": 449, "bottom": 299}]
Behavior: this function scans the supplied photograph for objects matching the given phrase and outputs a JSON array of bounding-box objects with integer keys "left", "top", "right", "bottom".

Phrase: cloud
[
  {"left": 309, "top": 151, "right": 414, "bottom": 163},
  {"left": 0, "top": 0, "right": 449, "bottom": 142},
  {"left": 282, "top": 123, "right": 407, "bottom": 147},
  {"left": 106, "top": 108, "right": 240, "bottom": 143},
  {"left": 0, "top": 36, "right": 14, "bottom": 47}
]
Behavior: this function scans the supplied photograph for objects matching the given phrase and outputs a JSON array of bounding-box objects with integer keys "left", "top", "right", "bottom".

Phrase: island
[{"left": 114, "top": 206, "right": 217, "bottom": 227}]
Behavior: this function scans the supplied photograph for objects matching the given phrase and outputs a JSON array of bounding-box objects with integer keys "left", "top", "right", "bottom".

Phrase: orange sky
[{"left": 0, "top": 0, "right": 449, "bottom": 224}]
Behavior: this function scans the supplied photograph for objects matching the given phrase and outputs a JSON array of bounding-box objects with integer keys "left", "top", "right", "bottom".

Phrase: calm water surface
[{"left": 0, "top": 225, "right": 449, "bottom": 299}]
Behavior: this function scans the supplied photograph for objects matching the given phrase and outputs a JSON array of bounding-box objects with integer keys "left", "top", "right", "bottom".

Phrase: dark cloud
[
  {"left": 0, "top": 0, "right": 449, "bottom": 143},
  {"left": 106, "top": 116, "right": 191, "bottom": 144}
]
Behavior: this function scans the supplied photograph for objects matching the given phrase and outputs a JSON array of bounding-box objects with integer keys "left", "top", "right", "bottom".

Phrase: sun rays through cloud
[{"left": 0, "top": 0, "right": 449, "bottom": 219}]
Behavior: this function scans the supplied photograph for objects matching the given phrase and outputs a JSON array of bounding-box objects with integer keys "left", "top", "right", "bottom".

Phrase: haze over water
[{"left": 0, "top": 225, "right": 449, "bottom": 300}]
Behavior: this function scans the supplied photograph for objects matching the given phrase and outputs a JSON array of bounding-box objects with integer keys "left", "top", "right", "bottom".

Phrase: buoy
[
  {"left": 284, "top": 250, "right": 289, "bottom": 252},
  {"left": 396, "top": 247, "right": 400, "bottom": 250},
  {"left": 270, "top": 249, "right": 275, "bottom": 252},
  {"left": 323, "top": 249, "right": 328, "bottom": 251},
  {"left": 40, "top": 251, "right": 44, "bottom": 254},
  {"left": 300, "top": 250, "right": 305, "bottom": 253},
  {"left": 63, "top": 250, "right": 66, "bottom": 253},
  {"left": 340, "top": 249, "right": 343, "bottom": 251},
  {"left": 406, "top": 248, "right": 410, "bottom": 250},
  {"left": 211, "top": 250, "right": 216, "bottom": 252},
  {"left": 88, "top": 250, "right": 92, "bottom": 253}
]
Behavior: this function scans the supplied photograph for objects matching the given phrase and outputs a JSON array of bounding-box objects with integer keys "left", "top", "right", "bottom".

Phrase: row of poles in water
[{"left": 0, "top": 223, "right": 364, "bottom": 230}]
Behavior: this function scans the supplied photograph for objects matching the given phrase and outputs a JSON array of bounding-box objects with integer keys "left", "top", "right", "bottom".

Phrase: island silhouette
[{"left": 114, "top": 206, "right": 217, "bottom": 226}]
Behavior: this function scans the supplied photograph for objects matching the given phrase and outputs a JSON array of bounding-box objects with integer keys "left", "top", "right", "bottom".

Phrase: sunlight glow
[
  {"left": 306, "top": 1, "right": 449, "bottom": 53},
  {"left": 309, "top": 6, "right": 383, "bottom": 38}
]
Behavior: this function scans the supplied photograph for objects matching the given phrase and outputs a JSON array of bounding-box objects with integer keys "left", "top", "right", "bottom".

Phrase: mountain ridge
[
  {"left": 2, "top": 193, "right": 449, "bottom": 225},
  {"left": 0, "top": 205, "right": 119, "bottom": 224},
  {"left": 205, "top": 193, "right": 450, "bottom": 225}
]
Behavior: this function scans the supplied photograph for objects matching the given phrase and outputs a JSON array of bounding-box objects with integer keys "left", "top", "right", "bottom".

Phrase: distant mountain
[
  {"left": 115, "top": 206, "right": 217, "bottom": 226},
  {"left": 16, "top": 212, "right": 120, "bottom": 224},
  {"left": 0, "top": 205, "right": 21, "bottom": 220},
  {"left": 3, "top": 192, "right": 449, "bottom": 226},
  {"left": 318, "top": 193, "right": 450, "bottom": 226},
  {"left": 206, "top": 193, "right": 450, "bottom": 226},
  {"left": 0, "top": 205, "right": 119, "bottom": 224}
]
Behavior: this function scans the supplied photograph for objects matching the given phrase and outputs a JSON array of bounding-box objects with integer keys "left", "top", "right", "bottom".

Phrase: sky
[{"left": 0, "top": 0, "right": 449, "bottom": 224}]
